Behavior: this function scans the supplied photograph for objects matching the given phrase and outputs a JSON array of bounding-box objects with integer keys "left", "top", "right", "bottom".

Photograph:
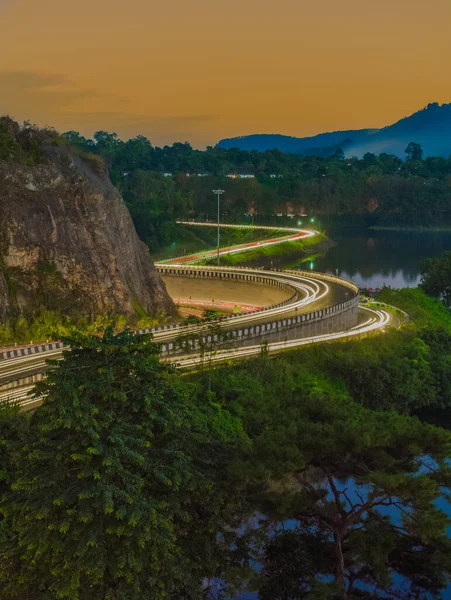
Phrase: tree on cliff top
[{"left": 0, "top": 328, "right": 244, "bottom": 600}]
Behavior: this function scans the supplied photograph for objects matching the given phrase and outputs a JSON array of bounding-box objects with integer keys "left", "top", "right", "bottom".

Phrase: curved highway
[
  {"left": 175, "top": 305, "right": 391, "bottom": 368},
  {"left": 160, "top": 221, "right": 318, "bottom": 265},
  {"left": 0, "top": 265, "right": 349, "bottom": 385},
  {"left": 0, "top": 223, "right": 395, "bottom": 408}
]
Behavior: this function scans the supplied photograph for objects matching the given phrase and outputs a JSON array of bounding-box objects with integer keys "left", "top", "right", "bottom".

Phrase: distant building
[
  {"left": 226, "top": 174, "right": 255, "bottom": 179},
  {"left": 163, "top": 173, "right": 172, "bottom": 177}
]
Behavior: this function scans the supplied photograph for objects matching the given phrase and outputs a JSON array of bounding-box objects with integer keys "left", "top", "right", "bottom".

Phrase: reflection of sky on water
[
  {"left": 330, "top": 270, "right": 421, "bottom": 289},
  {"left": 310, "top": 229, "right": 451, "bottom": 290},
  {"left": 225, "top": 478, "right": 451, "bottom": 600}
]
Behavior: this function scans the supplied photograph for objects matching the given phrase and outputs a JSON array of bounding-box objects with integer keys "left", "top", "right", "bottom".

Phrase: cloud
[
  {"left": 0, "top": 71, "right": 218, "bottom": 147},
  {"left": 0, "top": 71, "right": 64, "bottom": 88},
  {"left": 0, "top": 70, "right": 98, "bottom": 121}
]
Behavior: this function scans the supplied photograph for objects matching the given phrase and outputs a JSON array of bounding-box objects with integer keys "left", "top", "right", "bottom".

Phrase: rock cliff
[{"left": 0, "top": 118, "right": 175, "bottom": 322}]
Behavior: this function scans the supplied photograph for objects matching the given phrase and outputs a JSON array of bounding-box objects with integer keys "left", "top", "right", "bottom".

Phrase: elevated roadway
[
  {"left": 0, "top": 222, "right": 393, "bottom": 408},
  {"left": 0, "top": 265, "right": 361, "bottom": 406}
]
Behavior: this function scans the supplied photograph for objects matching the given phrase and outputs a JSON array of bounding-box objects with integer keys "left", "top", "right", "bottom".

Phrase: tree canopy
[
  {"left": 209, "top": 354, "right": 451, "bottom": 600},
  {"left": 2, "top": 290, "right": 451, "bottom": 598},
  {"left": 56, "top": 129, "right": 451, "bottom": 251},
  {"left": 0, "top": 328, "right": 244, "bottom": 600},
  {"left": 421, "top": 251, "right": 451, "bottom": 305}
]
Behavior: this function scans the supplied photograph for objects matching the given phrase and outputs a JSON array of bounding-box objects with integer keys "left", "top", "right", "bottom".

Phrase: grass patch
[
  {"left": 378, "top": 287, "right": 451, "bottom": 329},
  {"left": 204, "top": 232, "right": 328, "bottom": 266},
  {"left": 153, "top": 225, "right": 293, "bottom": 261}
]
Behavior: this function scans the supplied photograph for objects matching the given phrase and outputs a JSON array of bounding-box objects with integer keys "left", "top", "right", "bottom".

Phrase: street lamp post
[{"left": 213, "top": 189, "right": 224, "bottom": 265}]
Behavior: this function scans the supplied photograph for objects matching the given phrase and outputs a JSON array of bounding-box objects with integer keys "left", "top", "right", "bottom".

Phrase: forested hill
[
  {"left": 55, "top": 127, "right": 451, "bottom": 251},
  {"left": 217, "top": 103, "right": 451, "bottom": 158},
  {"left": 217, "top": 129, "right": 376, "bottom": 157}
]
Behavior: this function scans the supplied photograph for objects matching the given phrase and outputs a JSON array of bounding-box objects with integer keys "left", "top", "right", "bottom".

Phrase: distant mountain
[
  {"left": 217, "top": 129, "right": 376, "bottom": 156},
  {"left": 216, "top": 103, "right": 451, "bottom": 158},
  {"left": 346, "top": 103, "right": 451, "bottom": 158}
]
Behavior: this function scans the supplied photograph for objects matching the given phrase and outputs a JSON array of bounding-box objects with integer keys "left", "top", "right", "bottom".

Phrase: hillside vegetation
[
  {"left": 0, "top": 118, "right": 174, "bottom": 340},
  {"left": 61, "top": 126, "right": 451, "bottom": 255},
  {"left": 2, "top": 287, "right": 451, "bottom": 599},
  {"left": 218, "top": 102, "right": 451, "bottom": 158}
]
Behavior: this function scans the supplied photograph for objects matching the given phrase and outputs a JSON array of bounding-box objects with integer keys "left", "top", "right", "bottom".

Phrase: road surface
[
  {"left": 0, "top": 223, "right": 397, "bottom": 408},
  {"left": 160, "top": 221, "right": 318, "bottom": 265}
]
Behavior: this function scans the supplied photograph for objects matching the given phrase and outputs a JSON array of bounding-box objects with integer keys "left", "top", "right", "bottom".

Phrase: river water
[{"left": 310, "top": 228, "right": 451, "bottom": 289}]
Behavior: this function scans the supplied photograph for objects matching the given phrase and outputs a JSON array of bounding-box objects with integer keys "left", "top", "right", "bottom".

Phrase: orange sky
[{"left": 1, "top": 0, "right": 450, "bottom": 148}]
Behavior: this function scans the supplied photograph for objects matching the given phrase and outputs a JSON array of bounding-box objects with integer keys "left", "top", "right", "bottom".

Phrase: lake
[{"left": 312, "top": 228, "right": 451, "bottom": 289}]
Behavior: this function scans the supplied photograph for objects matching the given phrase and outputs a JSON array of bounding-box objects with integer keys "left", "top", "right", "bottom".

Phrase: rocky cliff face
[{"left": 0, "top": 119, "right": 175, "bottom": 322}]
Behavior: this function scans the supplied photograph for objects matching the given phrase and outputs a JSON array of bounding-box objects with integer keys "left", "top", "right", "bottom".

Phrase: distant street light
[{"left": 213, "top": 189, "right": 225, "bottom": 265}]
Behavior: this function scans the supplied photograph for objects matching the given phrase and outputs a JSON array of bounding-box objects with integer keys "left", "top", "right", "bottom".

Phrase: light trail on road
[
  {"left": 174, "top": 306, "right": 391, "bottom": 369},
  {"left": 160, "top": 221, "right": 317, "bottom": 265},
  {"left": 153, "top": 267, "right": 333, "bottom": 342},
  {"left": 174, "top": 299, "right": 264, "bottom": 313},
  {"left": 0, "top": 267, "right": 334, "bottom": 384},
  {"left": 0, "top": 306, "right": 391, "bottom": 407},
  {"left": 0, "top": 222, "right": 390, "bottom": 410}
]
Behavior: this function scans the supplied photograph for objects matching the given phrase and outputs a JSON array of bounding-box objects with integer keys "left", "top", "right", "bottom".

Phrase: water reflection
[{"left": 307, "top": 228, "right": 451, "bottom": 288}]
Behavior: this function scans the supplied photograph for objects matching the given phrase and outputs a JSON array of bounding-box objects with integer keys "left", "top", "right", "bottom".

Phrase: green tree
[
  {"left": 176, "top": 310, "right": 232, "bottom": 389},
  {"left": 0, "top": 328, "right": 243, "bottom": 600},
  {"left": 405, "top": 141, "right": 423, "bottom": 161},
  {"left": 258, "top": 529, "right": 334, "bottom": 600},
  {"left": 255, "top": 390, "right": 451, "bottom": 599},
  {"left": 331, "top": 148, "right": 345, "bottom": 161},
  {"left": 0, "top": 402, "right": 28, "bottom": 542},
  {"left": 211, "top": 362, "right": 451, "bottom": 600},
  {"left": 420, "top": 250, "right": 451, "bottom": 304},
  {"left": 62, "top": 131, "right": 90, "bottom": 151}
]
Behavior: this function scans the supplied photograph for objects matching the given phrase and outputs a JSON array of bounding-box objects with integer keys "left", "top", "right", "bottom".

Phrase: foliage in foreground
[
  {"left": 2, "top": 288, "right": 451, "bottom": 598},
  {"left": 0, "top": 329, "right": 244, "bottom": 600},
  {"left": 208, "top": 357, "right": 451, "bottom": 599}
]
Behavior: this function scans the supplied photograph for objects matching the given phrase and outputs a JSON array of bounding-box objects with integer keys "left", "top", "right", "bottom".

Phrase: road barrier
[
  {"left": 0, "top": 341, "right": 65, "bottom": 362},
  {"left": 159, "top": 293, "right": 359, "bottom": 355},
  {"left": 0, "top": 267, "right": 359, "bottom": 363}
]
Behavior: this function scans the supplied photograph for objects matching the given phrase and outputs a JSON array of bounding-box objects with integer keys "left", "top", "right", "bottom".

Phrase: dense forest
[
  {"left": 0, "top": 292, "right": 451, "bottom": 599},
  {"left": 59, "top": 130, "right": 451, "bottom": 251},
  {"left": 3, "top": 120, "right": 451, "bottom": 252},
  {"left": 2, "top": 261, "right": 451, "bottom": 599}
]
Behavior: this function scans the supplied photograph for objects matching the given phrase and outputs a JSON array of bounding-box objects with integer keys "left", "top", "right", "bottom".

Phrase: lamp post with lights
[{"left": 213, "top": 189, "right": 224, "bottom": 265}]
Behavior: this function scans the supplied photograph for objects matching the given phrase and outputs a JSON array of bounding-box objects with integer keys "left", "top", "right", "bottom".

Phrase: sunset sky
[{"left": 1, "top": 0, "right": 450, "bottom": 148}]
